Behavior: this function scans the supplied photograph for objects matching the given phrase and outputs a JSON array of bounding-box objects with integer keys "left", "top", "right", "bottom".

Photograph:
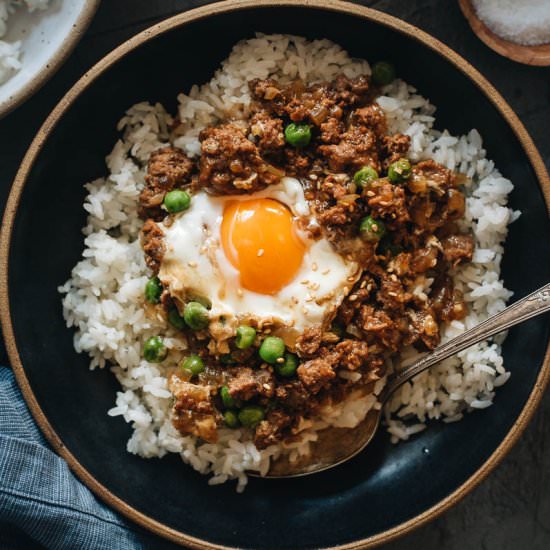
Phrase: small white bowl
[{"left": 0, "top": 0, "right": 100, "bottom": 119}]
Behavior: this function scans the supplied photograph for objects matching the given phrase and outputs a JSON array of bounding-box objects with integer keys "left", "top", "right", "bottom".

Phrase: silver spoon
[{"left": 261, "top": 282, "right": 550, "bottom": 478}]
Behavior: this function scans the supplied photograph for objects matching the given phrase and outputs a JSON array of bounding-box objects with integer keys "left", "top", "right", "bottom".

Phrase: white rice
[
  {"left": 0, "top": 0, "right": 51, "bottom": 84},
  {"left": 59, "top": 34, "right": 517, "bottom": 492}
]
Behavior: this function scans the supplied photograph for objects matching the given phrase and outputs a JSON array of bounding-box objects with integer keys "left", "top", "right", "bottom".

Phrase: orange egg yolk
[{"left": 221, "top": 198, "right": 306, "bottom": 295}]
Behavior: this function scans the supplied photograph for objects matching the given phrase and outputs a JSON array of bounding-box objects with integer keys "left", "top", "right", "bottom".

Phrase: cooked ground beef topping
[{"left": 138, "top": 71, "right": 475, "bottom": 449}]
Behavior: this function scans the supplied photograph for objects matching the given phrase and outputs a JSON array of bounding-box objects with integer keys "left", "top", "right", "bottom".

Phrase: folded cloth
[{"left": 0, "top": 366, "right": 147, "bottom": 550}]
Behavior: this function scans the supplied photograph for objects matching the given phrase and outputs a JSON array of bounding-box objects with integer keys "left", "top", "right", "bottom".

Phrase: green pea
[
  {"left": 275, "top": 352, "right": 298, "bottom": 378},
  {"left": 284, "top": 123, "right": 311, "bottom": 148},
  {"left": 388, "top": 158, "right": 412, "bottom": 183},
  {"left": 238, "top": 405, "right": 265, "bottom": 428},
  {"left": 220, "top": 385, "right": 237, "bottom": 408},
  {"left": 353, "top": 165, "right": 379, "bottom": 190},
  {"left": 360, "top": 216, "right": 386, "bottom": 242},
  {"left": 167, "top": 307, "right": 186, "bottom": 330},
  {"left": 259, "top": 336, "right": 286, "bottom": 364},
  {"left": 372, "top": 61, "right": 396, "bottom": 86},
  {"left": 223, "top": 410, "right": 240, "bottom": 429},
  {"left": 183, "top": 301, "right": 209, "bottom": 330},
  {"left": 144, "top": 276, "right": 162, "bottom": 304},
  {"left": 143, "top": 336, "right": 167, "bottom": 363},
  {"left": 235, "top": 325, "right": 256, "bottom": 349},
  {"left": 188, "top": 294, "right": 212, "bottom": 310},
  {"left": 163, "top": 190, "right": 191, "bottom": 214},
  {"left": 181, "top": 354, "right": 205, "bottom": 376}
]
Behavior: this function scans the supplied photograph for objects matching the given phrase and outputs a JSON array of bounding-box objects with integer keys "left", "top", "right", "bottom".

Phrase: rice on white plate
[
  {"left": 0, "top": 0, "right": 51, "bottom": 84},
  {"left": 59, "top": 34, "right": 518, "bottom": 492}
]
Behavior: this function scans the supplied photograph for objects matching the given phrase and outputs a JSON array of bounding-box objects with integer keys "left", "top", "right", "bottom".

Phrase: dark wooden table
[{"left": 1, "top": 1, "right": 549, "bottom": 548}]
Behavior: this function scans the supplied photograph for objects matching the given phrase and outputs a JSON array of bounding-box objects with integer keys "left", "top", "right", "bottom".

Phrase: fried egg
[{"left": 158, "top": 177, "right": 359, "bottom": 345}]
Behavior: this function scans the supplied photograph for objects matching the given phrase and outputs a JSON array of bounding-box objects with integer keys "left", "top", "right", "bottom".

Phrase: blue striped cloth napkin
[{"left": 0, "top": 366, "right": 147, "bottom": 549}]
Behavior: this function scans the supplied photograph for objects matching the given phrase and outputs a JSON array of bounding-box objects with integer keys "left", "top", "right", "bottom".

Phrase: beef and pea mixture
[{"left": 139, "top": 62, "right": 474, "bottom": 451}]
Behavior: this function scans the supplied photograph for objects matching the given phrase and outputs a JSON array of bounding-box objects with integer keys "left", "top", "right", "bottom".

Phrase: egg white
[{"left": 158, "top": 177, "right": 359, "bottom": 346}]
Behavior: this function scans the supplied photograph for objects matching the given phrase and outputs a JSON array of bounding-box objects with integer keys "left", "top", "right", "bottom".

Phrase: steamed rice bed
[{"left": 59, "top": 34, "right": 516, "bottom": 492}]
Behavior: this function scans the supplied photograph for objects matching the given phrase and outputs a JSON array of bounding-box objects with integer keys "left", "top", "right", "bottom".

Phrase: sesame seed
[
  {"left": 347, "top": 276, "right": 356, "bottom": 282},
  {"left": 311, "top": 282, "right": 320, "bottom": 291},
  {"left": 349, "top": 295, "right": 358, "bottom": 302},
  {"left": 388, "top": 292, "right": 398, "bottom": 297},
  {"left": 301, "top": 280, "right": 310, "bottom": 285},
  {"left": 302, "top": 307, "right": 309, "bottom": 315},
  {"left": 200, "top": 246, "right": 207, "bottom": 254},
  {"left": 237, "top": 289, "right": 243, "bottom": 297},
  {"left": 276, "top": 357, "right": 285, "bottom": 364},
  {"left": 312, "top": 262, "right": 318, "bottom": 271},
  {"left": 188, "top": 261, "right": 197, "bottom": 268},
  {"left": 288, "top": 319, "right": 296, "bottom": 327},
  {"left": 367, "top": 191, "right": 375, "bottom": 197},
  {"left": 322, "top": 268, "right": 331, "bottom": 275},
  {"left": 263, "top": 383, "right": 272, "bottom": 389},
  {"left": 257, "top": 248, "right": 264, "bottom": 257},
  {"left": 343, "top": 286, "right": 349, "bottom": 294},
  {"left": 291, "top": 296, "right": 299, "bottom": 304}
]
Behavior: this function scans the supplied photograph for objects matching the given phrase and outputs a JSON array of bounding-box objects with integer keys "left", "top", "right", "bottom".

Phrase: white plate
[{"left": 0, "top": 0, "right": 99, "bottom": 118}]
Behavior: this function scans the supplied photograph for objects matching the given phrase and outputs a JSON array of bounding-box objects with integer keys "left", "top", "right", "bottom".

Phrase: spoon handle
[{"left": 382, "top": 282, "right": 550, "bottom": 400}]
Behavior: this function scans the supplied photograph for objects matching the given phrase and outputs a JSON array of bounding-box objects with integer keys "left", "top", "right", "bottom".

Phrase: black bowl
[{"left": 2, "top": 1, "right": 550, "bottom": 548}]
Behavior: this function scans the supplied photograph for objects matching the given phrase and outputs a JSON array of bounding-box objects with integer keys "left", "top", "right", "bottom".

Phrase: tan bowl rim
[
  {"left": 0, "top": 0, "right": 101, "bottom": 119},
  {"left": 1, "top": 1, "right": 549, "bottom": 548}
]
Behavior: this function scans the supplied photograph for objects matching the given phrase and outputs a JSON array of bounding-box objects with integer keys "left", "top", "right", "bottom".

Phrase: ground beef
[
  {"left": 295, "top": 326, "right": 324, "bottom": 358},
  {"left": 332, "top": 74, "right": 370, "bottom": 106},
  {"left": 352, "top": 104, "right": 387, "bottom": 135},
  {"left": 250, "top": 111, "right": 285, "bottom": 154},
  {"left": 297, "top": 358, "right": 336, "bottom": 394},
  {"left": 319, "top": 117, "right": 345, "bottom": 144},
  {"left": 376, "top": 275, "right": 412, "bottom": 311},
  {"left": 410, "top": 244, "right": 439, "bottom": 273},
  {"left": 141, "top": 219, "right": 165, "bottom": 273},
  {"left": 284, "top": 148, "right": 312, "bottom": 177},
  {"left": 274, "top": 379, "right": 311, "bottom": 410},
  {"left": 380, "top": 133, "right": 411, "bottom": 168},
  {"left": 169, "top": 376, "right": 218, "bottom": 443},
  {"left": 318, "top": 124, "right": 379, "bottom": 172},
  {"left": 226, "top": 367, "right": 275, "bottom": 401},
  {"left": 139, "top": 147, "right": 194, "bottom": 220},
  {"left": 254, "top": 409, "right": 294, "bottom": 449},
  {"left": 441, "top": 234, "right": 474, "bottom": 266},
  {"left": 329, "top": 340, "right": 370, "bottom": 371},
  {"left": 367, "top": 181, "right": 409, "bottom": 224},
  {"left": 199, "top": 123, "right": 282, "bottom": 194},
  {"left": 431, "top": 274, "right": 468, "bottom": 322},
  {"left": 412, "top": 159, "right": 453, "bottom": 190},
  {"left": 407, "top": 309, "right": 440, "bottom": 349},
  {"left": 317, "top": 204, "right": 353, "bottom": 227},
  {"left": 359, "top": 305, "right": 404, "bottom": 352}
]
